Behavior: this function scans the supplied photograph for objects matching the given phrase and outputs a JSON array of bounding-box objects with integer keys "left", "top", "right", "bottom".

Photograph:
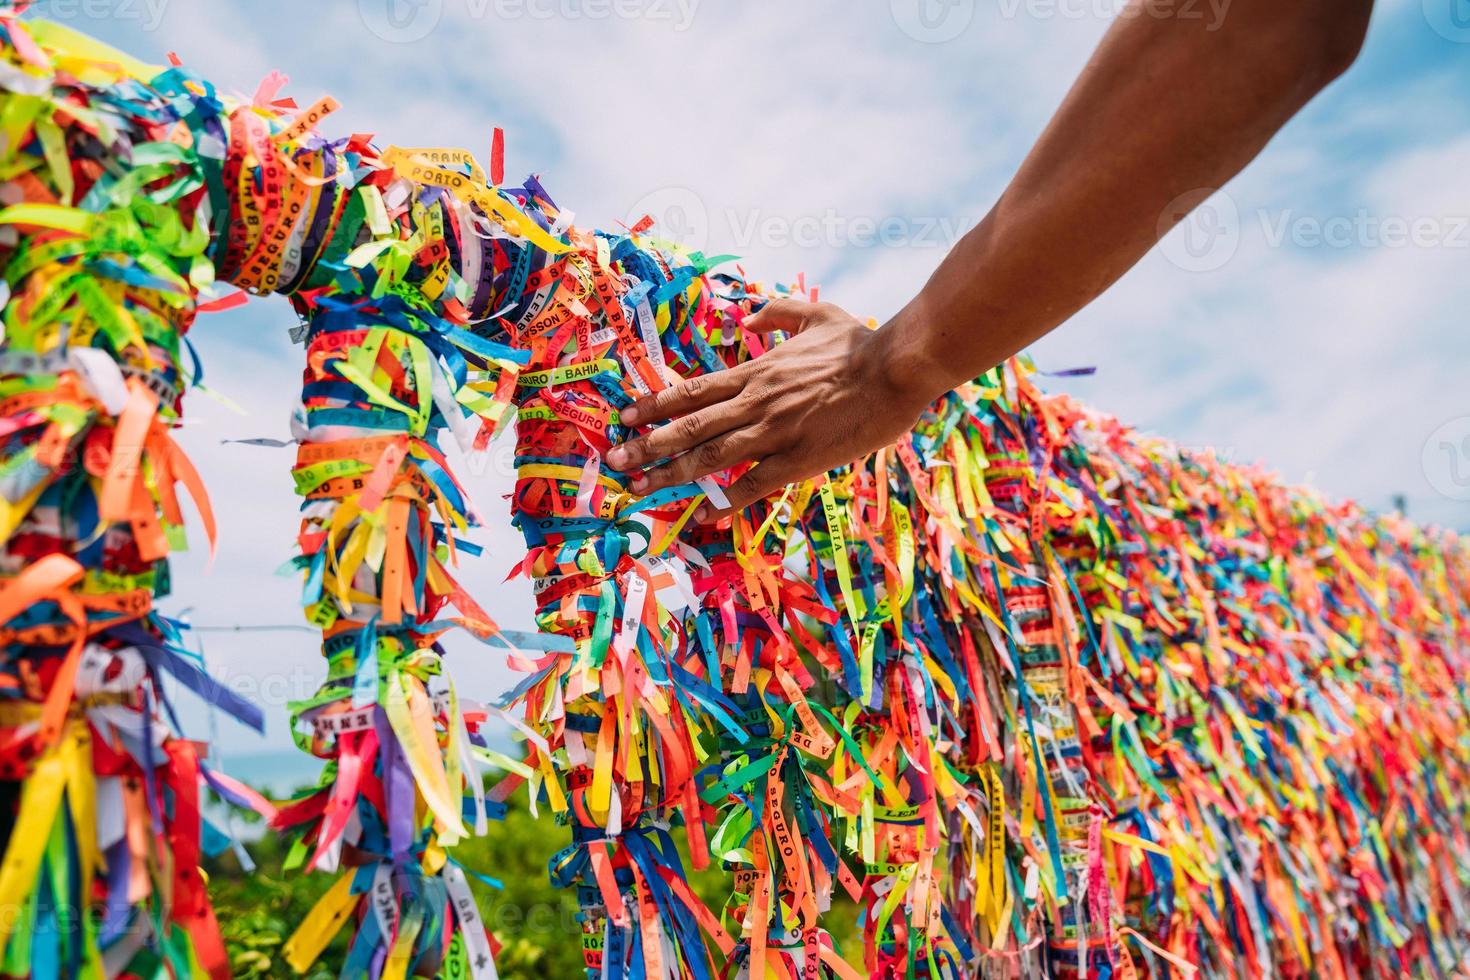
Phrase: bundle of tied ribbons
[
  {"left": 0, "top": 12, "right": 281, "bottom": 979},
  {"left": 4, "top": 11, "right": 1470, "bottom": 980}
]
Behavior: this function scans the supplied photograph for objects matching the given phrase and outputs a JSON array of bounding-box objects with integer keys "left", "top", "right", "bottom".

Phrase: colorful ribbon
[
  {"left": 0, "top": 14, "right": 273, "bottom": 978},
  {"left": 5, "top": 12, "right": 1470, "bottom": 980}
]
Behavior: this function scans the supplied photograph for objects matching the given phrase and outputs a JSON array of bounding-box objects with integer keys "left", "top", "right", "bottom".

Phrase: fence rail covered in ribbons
[{"left": 1, "top": 10, "right": 1468, "bottom": 980}]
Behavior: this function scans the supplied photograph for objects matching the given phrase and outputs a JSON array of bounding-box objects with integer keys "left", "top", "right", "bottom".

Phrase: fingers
[
  {"left": 742, "top": 297, "right": 821, "bottom": 336},
  {"left": 700, "top": 455, "right": 800, "bottom": 517},
  {"left": 633, "top": 427, "right": 768, "bottom": 495},
  {"left": 621, "top": 367, "right": 745, "bottom": 427},
  {"left": 608, "top": 402, "right": 746, "bottom": 473}
]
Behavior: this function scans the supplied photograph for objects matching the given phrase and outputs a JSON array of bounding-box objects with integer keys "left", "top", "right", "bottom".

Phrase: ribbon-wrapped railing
[{"left": 6, "top": 12, "right": 1470, "bottom": 980}]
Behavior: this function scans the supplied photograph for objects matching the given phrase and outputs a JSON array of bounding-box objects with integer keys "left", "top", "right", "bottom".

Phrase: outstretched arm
[{"left": 610, "top": 0, "right": 1376, "bottom": 511}]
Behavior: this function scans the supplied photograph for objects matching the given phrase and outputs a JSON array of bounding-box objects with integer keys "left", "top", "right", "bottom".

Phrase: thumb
[{"left": 742, "top": 297, "right": 820, "bottom": 336}]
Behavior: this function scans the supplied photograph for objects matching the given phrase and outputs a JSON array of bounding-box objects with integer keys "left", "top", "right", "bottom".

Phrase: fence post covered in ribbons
[
  {"left": 503, "top": 236, "right": 807, "bottom": 980},
  {"left": 215, "top": 102, "right": 583, "bottom": 974},
  {"left": 0, "top": 16, "right": 272, "bottom": 979},
  {"left": 494, "top": 224, "right": 981, "bottom": 979},
  {"left": 268, "top": 289, "right": 528, "bottom": 978}
]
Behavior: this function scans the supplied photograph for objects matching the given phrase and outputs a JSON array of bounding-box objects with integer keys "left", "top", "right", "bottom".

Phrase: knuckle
[
  {"left": 662, "top": 458, "right": 694, "bottom": 489},
  {"left": 675, "top": 415, "right": 703, "bottom": 444},
  {"left": 682, "top": 375, "right": 705, "bottom": 399},
  {"left": 743, "top": 380, "right": 775, "bottom": 406},
  {"left": 731, "top": 473, "right": 761, "bottom": 500},
  {"left": 696, "top": 439, "right": 724, "bottom": 469}
]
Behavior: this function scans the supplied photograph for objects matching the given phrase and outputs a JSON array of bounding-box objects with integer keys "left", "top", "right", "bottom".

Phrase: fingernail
[
  {"left": 694, "top": 506, "right": 708, "bottom": 522},
  {"left": 632, "top": 474, "right": 648, "bottom": 492},
  {"left": 621, "top": 406, "right": 640, "bottom": 425},
  {"left": 607, "top": 446, "right": 629, "bottom": 469}
]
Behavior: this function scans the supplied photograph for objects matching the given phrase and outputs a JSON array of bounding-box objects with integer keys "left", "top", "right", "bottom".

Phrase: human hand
[{"left": 606, "top": 299, "right": 934, "bottom": 516}]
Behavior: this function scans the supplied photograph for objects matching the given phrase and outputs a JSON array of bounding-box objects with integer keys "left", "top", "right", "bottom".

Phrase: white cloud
[{"left": 1034, "top": 112, "right": 1470, "bottom": 530}]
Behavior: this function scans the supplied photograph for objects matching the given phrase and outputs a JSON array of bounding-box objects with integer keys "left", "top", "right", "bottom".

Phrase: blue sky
[{"left": 36, "top": 0, "right": 1470, "bottom": 756}]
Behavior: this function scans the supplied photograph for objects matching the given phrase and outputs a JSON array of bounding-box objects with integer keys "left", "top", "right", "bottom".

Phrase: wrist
[{"left": 865, "top": 299, "right": 958, "bottom": 411}]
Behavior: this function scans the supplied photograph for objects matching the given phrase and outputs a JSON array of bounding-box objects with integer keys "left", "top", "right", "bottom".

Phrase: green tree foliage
[{"left": 208, "top": 799, "right": 862, "bottom": 978}]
